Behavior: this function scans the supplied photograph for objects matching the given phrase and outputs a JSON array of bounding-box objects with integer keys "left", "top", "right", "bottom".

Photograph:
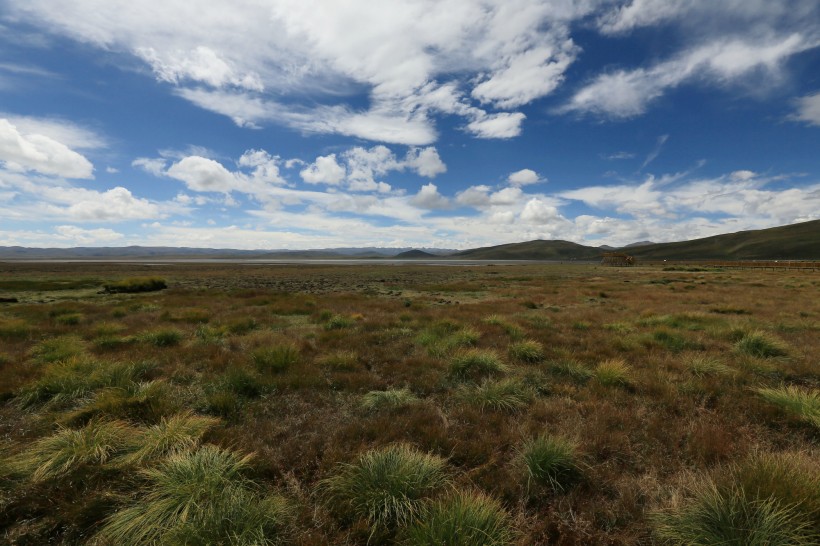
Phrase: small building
[{"left": 600, "top": 252, "right": 635, "bottom": 266}]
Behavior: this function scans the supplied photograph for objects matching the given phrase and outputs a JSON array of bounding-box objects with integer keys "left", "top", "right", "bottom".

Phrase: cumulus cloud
[
  {"left": 0, "top": 118, "right": 94, "bottom": 178},
  {"left": 167, "top": 156, "right": 237, "bottom": 193},
  {"left": 404, "top": 147, "right": 447, "bottom": 177},
  {"left": 132, "top": 157, "right": 167, "bottom": 177},
  {"left": 0, "top": 113, "right": 107, "bottom": 150},
  {"left": 791, "top": 91, "right": 820, "bottom": 125},
  {"left": 54, "top": 225, "right": 124, "bottom": 244},
  {"left": 410, "top": 183, "right": 450, "bottom": 209},
  {"left": 507, "top": 168, "right": 541, "bottom": 186},
  {"left": 300, "top": 154, "right": 346, "bottom": 185},
  {"left": 466, "top": 112, "right": 526, "bottom": 139}
]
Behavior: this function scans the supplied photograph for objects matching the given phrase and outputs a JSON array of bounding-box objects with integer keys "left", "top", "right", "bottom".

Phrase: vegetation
[
  {"left": 102, "top": 276, "right": 167, "bottom": 293},
  {"left": 0, "top": 261, "right": 817, "bottom": 544}
]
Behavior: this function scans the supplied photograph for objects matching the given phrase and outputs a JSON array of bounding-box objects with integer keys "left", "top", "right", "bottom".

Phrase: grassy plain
[{"left": 0, "top": 261, "right": 818, "bottom": 544}]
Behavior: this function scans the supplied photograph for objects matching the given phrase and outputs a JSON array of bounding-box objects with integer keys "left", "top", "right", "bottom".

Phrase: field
[{"left": 1, "top": 261, "right": 818, "bottom": 545}]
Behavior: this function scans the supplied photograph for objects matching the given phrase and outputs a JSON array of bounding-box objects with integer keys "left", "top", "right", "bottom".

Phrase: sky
[{"left": 1, "top": 0, "right": 819, "bottom": 250}]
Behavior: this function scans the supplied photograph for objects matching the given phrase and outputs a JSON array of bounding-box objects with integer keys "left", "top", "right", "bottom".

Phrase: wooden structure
[{"left": 600, "top": 252, "right": 635, "bottom": 266}]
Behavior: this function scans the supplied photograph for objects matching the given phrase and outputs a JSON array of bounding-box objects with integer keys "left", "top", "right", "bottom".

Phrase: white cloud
[
  {"left": 166, "top": 156, "right": 237, "bottom": 193},
  {"left": 561, "top": 34, "right": 819, "bottom": 119},
  {"left": 132, "top": 157, "right": 168, "bottom": 176},
  {"left": 54, "top": 225, "right": 124, "bottom": 244},
  {"left": 0, "top": 118, "right": 94, "bottom": 178},
  {"left": 455, "top": 185, "right": 492, "bottom": 208},
  {"left": 62, "top": 187, "right": 161, "bottom": 221},
  {"left": 791, "top": 92, "right": 820, "bottom": 126},
  {"left": 520, "top": 198, "right": 563, "bottom": 225},
  {"left": 404, "top": 147, "right": 446, "bottom": 178},
  {"left": 137, "top": 45, "right": 263, "bottom": 91},
  {"left": 466, "top": 112, "right": 526, "bottom": 139},
  {"left": 300, "top": 154, "right": 346, "bottom": 185},
  {"left": 0, "top": 113, "right": 107, "bottom": 150},
  {"left": 507, "top": 168, "right": 541, "bottom": 186},
  {"left": 410, "top": 183, "right": 450, "bottom": 210}
]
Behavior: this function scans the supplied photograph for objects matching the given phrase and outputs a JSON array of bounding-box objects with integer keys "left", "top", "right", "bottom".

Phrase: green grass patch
[
  {"left": 594, "top": 359, "right": 632, "bottom": 387},
  {"left": 458, "top": 378, "right": 532, "bottom": 412},
  {"left": 520, "top": 433, "right": 583, "bottom": 493},
  {"left": 252, "top": 344, "right": 300, "bottom": 373},
  {"left": 548, "top": 359, "right": 594, "bottom": 383},
  {"left": 30, "top": 335, "right": 86, "bottom": 364},
  {"left": 509, "top": 339, "right": 545, "bottom": 363},
  {"left": 0, "top": 317, "right": 31, "bottom": 340},
  {"left": 141, "top": 329, "right": 183, "bottom": 347},
  {"left": 735, "top": 331, "right": 789, "bottom": 358},
  {"left": 448, "top": 349, "right": 507, "bottom": 382},
  {"left": 754, "top": 386, "right": 820, "bottom": 428},
  {"left": 405, "top": 490, "right": 515, "bottom": 546},
  {"left": 102, "top": 277, "right": 167, "bottom": 294},
  {"left": 361, "top": 388, "right": 420, "bottom": 412},
  {"left": 686, "top": 355, "right": 734, "bottom": 378}
]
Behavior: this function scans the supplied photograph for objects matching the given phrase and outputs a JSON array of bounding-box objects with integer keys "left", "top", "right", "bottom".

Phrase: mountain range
[{"left": 1, "top": 219, "right": 817, "bottom": 261}]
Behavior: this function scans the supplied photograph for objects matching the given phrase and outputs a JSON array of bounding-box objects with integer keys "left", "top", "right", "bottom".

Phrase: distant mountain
[
  {"left": 626, "top": 219, "right": 820, "bottom": 260},
  {"left": 622, "top": 241, "right": 655, "bottom": 248},
  {"left": 395, "top": 249, "right": 438, "bottom": 259},
  {"left": 455, "top": 240, "right": 601, "bottom": 260}
]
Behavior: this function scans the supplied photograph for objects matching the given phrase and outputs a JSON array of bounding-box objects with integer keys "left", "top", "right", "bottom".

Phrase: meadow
[{"left": 0, "top": 261, "right": 818, "bottom": 545}]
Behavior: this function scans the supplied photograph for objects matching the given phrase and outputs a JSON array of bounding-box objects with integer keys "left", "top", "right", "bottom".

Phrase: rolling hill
[{"left": 454, "top": 239, "right": 602, "bottom": 260}]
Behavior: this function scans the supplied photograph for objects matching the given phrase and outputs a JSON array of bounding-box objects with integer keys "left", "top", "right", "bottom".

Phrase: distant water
[{"left": 7, "top": 258, "right": 598, "bottom": 266}]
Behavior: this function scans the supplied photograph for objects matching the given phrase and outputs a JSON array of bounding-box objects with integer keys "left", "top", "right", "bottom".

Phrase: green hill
[
  {"left": 455, "top": 239, "right": 602, "bottom": 260},
  {"left": 627, "top": 219, "right": 820, "bottom": 260}
]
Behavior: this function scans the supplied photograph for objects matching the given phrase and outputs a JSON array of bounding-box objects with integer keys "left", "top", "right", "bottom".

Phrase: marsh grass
[
  {"left": 318, "top": 350, "right": 359, "bottom": 371},
  {"left": 319, "top": 443, "right": 450, "bottom": 529},
  {"left": 448, "top": 350, "right": 507, "bottom": 382},
  {"left": 97, "top": 445, "right": 291, "bottom": 545},
  {"left": 54, "top": 313, "right": 83, "bottom": 326},
  {"left": 735, "top": 331, "right": 789, "bottom": 358},
  {"left": 594, "top": 359, "right": 632, "bottom": 387},
  {"left": 548, "top": 359, "right": 594, "bottom": 383},
  {"left": 520, "top": 433, "right": 583, "bottom": 493},
  {"left": 686, "top": 355, "right": 735, "bottom": 378},
  {"left": 361, "top": 388, "right": 420, "bottom": 412},
  {"left": 650, "top": 329, "right": 705, "bottom": 353},
  {"left": 754, "top": 386, "right": 820, "bottom": 428},
  {"left": 325, "top": 314, "right": 354, "bottom": 330},
  {"left": 0, "top": 317, "right": 31, "bottom": 340},
  {"left": 252, "top": 344, "right": 300, "bottom": 373},
  {"left": 116, "top": 411, "right": 220, "bottom": 466},
  {"left": 141, "top": 329, "right": 183, "bottom": 347},
  {"left": 30, "top": 335, "right": 86, "bottom": 364},
  {"left": 63, "top": 380, "right": 180, "bottom": 425},
  {"left": 458, "top": 378, "right": 532, "bottom": 412},
  {"left": 509, "top": 339, "right": 545, "bottom": 363},
  {"left": 404, "top": 490, "right": 515, "bottom": 546},
  {"left": 417, "top": 325, "right": 480, "bottom": 358},
  {"left": 12, "top": 419, "right": 133, "bottom": 482}
]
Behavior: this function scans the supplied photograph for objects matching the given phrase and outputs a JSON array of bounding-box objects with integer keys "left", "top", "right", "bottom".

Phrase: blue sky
[{"left": 1, "top": 0, "right": 819, "bottom": 249}]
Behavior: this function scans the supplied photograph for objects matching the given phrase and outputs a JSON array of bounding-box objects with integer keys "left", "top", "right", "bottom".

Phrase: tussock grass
[
  {"left": 103, "top": 277, "right": 167, "bottom": 294},
  {"left": 64, "top": 380, "right": 180, "bottom": 424},
  {"left": 405, "top": 490, "right": 515, "bottom": 546},
  {"left": 17, "top": 359, "right": 152, "bottom": 409},
  {"left": 459, "top": 378, "right": 532, "bottom": 412},
  {"left": 252, "top": 344, "right": 300, "bottom": 373},
  {"left": 509, "top": 339, "right": 545, "bottom": 363},
  {"left": 117, "top": 411, "right": 220, "bottom": 466},
  {"left": 650, "top": 329, "right": 705, "bottom": 353},
  {"left": 55, "top": 313, "right": 82, "bottom": 326},
  {"left": 735, "top": 331, "right": 789, "bottom": 358},
  {"left": 97, "top": 445, "right": 291, "bottom": 545},
  {"left": 594, "top": 359, "right": 632, "bottom": 387},
  {"left": 30, "top": 335, "right": 86, "bottom": 363},
  {"left": 318, "top": 350, "right": 359, "bottom": 371},
  {"left": 653, "top": 479, "right": 819, "bottom": 545},
  {"left": 0, "top": 317, "right": 31, "bottom": 340},
  {"left": 686, "top": 355, "right": 734, "bottom": 378},
  {"left": 520, "top": 433, "right": 583, "bottom": 493},
  {"left": 141, "top": 328, "right": 183, "bottom": 347},
  {"left": 319, "top": 443, "right": 450, "bottom": 528},
  {"left": 417, "top": 325, "right": 480, "bottom": 357},
  {"left": 448, "top": 349, "right": 507, "bottom": 382},
  {"left": 361, "top": 388, "right": 420, "bottom": 412},
  {"left": 754, "top": 386, "right": 820, "bottom": 428},
  {"left": 549, "top": 359, "right": 594, "bottom": 383},
  {"left": 325, "top": 314, "right": 353, "bottom": 330},
  {"left": 12, "top": 419, "right": 133, "bottom": 482}
]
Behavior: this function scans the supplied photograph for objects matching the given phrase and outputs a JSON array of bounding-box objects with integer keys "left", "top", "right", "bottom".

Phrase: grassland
[{"left": 0, "top": 261, "right": 818, "bottom": 544}]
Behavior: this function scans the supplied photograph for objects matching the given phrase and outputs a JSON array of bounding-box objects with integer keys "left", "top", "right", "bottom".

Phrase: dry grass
[{"left": 0, "top": 261, "right": 817, "bottom": 544}]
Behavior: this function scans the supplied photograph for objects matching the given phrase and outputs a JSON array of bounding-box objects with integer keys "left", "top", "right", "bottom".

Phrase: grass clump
[
  {"left": 30, "top": 335, "right": 86, "bottom": 364},
  {"left": 448, "top": 350, "right": 507, "bottom": 382},
  {"left": 549, "top": 359, "right": 594, "bottom": 383},
  {"left": 651, "top": 329, "right": 704, "bottom": 353},
  {"left": 318, "top": 350, "right": 359, "bottom": 371},
  {"left": 361, "top": 388, "right": 420, "bottom": 412},
  {"left": 404, "top": 490, "right": 515, "bottom": 546},
  {"left": 459, "top": 378, "right": 532, "bottom": 412},
  {"left": 735, "top": 331, "right": 789, "bottom": 358},
  {"left": 520, "top": 433, "right": 583, "bottom": 493},
  {"left": 325, "top": 314, "right": 354, "bottom": 330},
  {"left": 0, "top": 317, "right": 31, "bottom": 340},
  {"left": 103, "top": 277, "right": 167, "bottom": 294},
  {"left": 754, "top": 386, "right": 820, "bottom": 428},
  {"left": 97, "top": 445, "right": 292, "bottom": 545},
  {"left": 142, "top": 329, "right": 183, "bottom": 347},
  {"left": 653, "top": 479, "right": 819, "bottom": 545},
  {"left": 117, "top": 411, "right": 220, "bottom": 466},
  {"left": 64, "top": 380, "right": 180, "bottom": 425},
  {"left": 252, "top": 344, "right": 300, "bottom": 373},
  {"left": 687, "top": 355, "right": 734, "bottom": 378},
  {"left": 319, "top": 443, "right": 450, "bottom": 529},
  {"left": 594, "top": 359, "right": 632, "bottom": 387},
  {"left": 509, "top": 339, "right": 545, "bottom": 363},
  {"left": 12, "top": 419, "right": 133, "bottom": 482},
  {"left": 417, "top": 325, "right": 480, "bottom": 357}
]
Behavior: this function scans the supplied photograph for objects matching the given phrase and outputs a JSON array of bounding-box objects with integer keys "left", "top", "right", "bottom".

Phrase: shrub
[
  {"left": 319, "top": 443, "right": 450, "bottom": 528},
  {"left": 102, "top": 277, "right": 167, "bottom": 294},
  {"left": 404, "top": 490, "right": 515, "bottom": 546},
  {"left": 361, "top": 388, "right": 420, "bottom": 412},
  {"left": 653, "top": 479, "right": 819, "bottom": 545},
  {"left": 459, "top": 378, "right": 532, "bottom": 412},
  {"left": 754, "top": 386, "right": 820, "bottom": 428},
  {"left": 12, "top": 419, "right": 134, "bottom": 482},
  {"left": 520, "top": 433, "right": 582, "bottom": 493},
  {"left": 735, "top": 331, "right": 788, "bottom": 358},
  {"left": 142, "top": 329, "right": 183, "bottom": 347},
  {"left": 687, "top": 356, "right": 734, "bottom": 378},
  {"left": 117, "top": 411, "right": 220, "bottom": 466},
  {"left": 509, "top": 340, "right": 545, "bottom": 363},
  {"left": 448, "top": 350, "right": 507, "bottom": 382},
  {"left": 594, "top": 359, "right": 632, "bottom": 387},
  {"left": 97, "top": 445, "right": 292, "bottom": 545},
  {"left": 252, "top": 344, "right": 300, "bottom": 373}
]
